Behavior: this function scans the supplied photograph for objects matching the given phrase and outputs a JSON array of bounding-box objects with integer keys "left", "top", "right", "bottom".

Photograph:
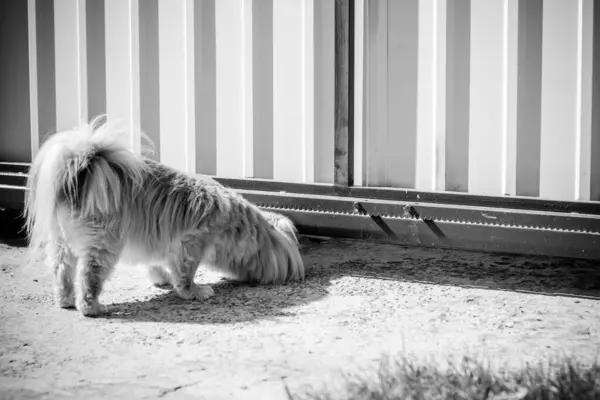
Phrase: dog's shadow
[
  {"left": 102, "top": 236, "right": 600, "bottom": 325},
  {"left": 104, "top": 237, "right": 337, "bottom": 324},
  {"left": 105, "top": 277, "right": 329, "bottom": 324}
]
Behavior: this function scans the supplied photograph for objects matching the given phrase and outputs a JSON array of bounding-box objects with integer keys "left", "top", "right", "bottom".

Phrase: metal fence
[{"left": 1, "top": 0, "right": 598, "bottom": 202}]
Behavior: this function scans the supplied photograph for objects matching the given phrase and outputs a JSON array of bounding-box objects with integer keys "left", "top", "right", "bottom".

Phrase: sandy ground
[{"left": 1, "top": 236, "right": 599, "bottom": 399}]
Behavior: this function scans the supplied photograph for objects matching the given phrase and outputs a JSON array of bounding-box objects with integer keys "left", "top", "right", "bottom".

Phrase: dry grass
[{"left": 289, "top": 355, "right": 600, "bottom": 400}]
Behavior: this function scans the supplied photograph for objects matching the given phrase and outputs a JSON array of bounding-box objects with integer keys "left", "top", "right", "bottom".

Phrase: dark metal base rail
[
  {"left": 237, "top": 189, "right": 600, "bottom": 261},
  {"left": 1, "top": 163, "right": 599, "bottom": 261}
]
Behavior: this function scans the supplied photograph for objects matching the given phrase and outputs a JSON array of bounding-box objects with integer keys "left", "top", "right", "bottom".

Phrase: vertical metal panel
[
  {"left": 516, "top": 0, "right": 543, "bottom": 197},
  {"left": 353, "top": 0, "right": 365, "bottom": 186},
  {"left": 242, "top": 0, "right": 254, "bottom": 178},
  {"left": 158, "top": 0, "right": 195, "bottom": 172},
  {"left": 416, "top": 0, "right": 446, "bottom": 192},
  {"left": 304, "top": 0, "right": 315, "bottom": 183},
  {"left": 334, "top": 0, "right": 352, "bottom": 186},
  {"left": 6, "top": 0, "right": 600, "bottom": 204},
  {"left": 194, "top": 0, "right": 217, "bottom": 175},
  {"left": 33, "top": 0, "right": 56, "bottom": 148},
  {"left": 386, "top": 0, "right": 418, "bottom": 188},
  {"left": 444, "top": 0, "right": 470, "bottom": 192},
  {"left": 592, "top": 0, "right": 600, "bottom": 201},
  {"left": 129, "top": 0, "right": 141, "bottom": 155},
  {"left": 215, "top": 0, "right": 249, "bottom": 178},
  {"left": 54, "top": 0, "right": 85, "bottom": 131},
  {"left": 139, "top": 0, "right": 161, "bottom": 161},
  {"left": 363, "top": 0, "right": 419, "bottom": 188},
  {"left": 273, "top": 0, "right": 313, "bottom": 183},
  {"left": 468, "top": 0, "right": 507, "bottom": 196},
  {"left": 86, "top": 0, "right": 106, "bottom": 120},
  {"left": 505, "top": 0, "right": 518, "bottom": 196},
  {"left": 78, "top": 0, "right": 87, "bottom": 123},
  {"left": 0, "top": 0, "right": 31, "bottom": 162},
  {"left": 184, "top": 0, "right": 196, "bottom": 174},
  {"left": 434, "top": 0, "right": 447, "bottom": 192},
  {"left": 105, "top": 0, "right": 141, "bottom": 153},
  {"left": 252, "top": 0, "right": 274, "bottom": 179},
  {"left": 364, "top": 0, "right": 387, "bottom": 186},
  {"left": 28, "top": 0, "right": 39, "bottom": 158},
  {"left": 578, "top": 0, "right": 595, "bottom": 201},
  {"left": 539, "top": 0, "right": 580, "bottom": 201},
  {"left": 314, "top": 0, "right": 335, "bottom": 184}
]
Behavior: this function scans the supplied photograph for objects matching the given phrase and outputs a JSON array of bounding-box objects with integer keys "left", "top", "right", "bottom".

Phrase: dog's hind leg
[
  {"left": 46, "top": 241, "right": 77, "bottom": 309},
  {"left": 167, "top": 235, "right": 214, "bottom": 301},
  {"left": 74, "top": 243, "right": 121, "bottom": 317}
]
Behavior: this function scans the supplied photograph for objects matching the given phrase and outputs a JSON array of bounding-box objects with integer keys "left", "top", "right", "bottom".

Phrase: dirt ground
[{"left": 1, "top": 236, "right": 599, "bottom": 399}]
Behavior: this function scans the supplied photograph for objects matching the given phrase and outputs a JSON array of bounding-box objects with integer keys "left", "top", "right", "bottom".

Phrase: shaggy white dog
[{"left": 25, "top": 116, "right": 304, "bottom": 317}]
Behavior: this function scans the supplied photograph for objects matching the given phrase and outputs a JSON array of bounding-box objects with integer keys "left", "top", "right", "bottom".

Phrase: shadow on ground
[{"left": 99, "top": 236, "right": 600, "bottom": 325}]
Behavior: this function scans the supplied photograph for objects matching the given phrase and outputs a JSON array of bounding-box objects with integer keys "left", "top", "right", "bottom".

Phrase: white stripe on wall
[
  {"left": 302, "top": 0, "right": 315, "bottom": 183},
  {"left": 273, "top": 0, "right": 313, "bottom": 183},
  {"left": 242, "top": 0, "right": 254, "bottom": 178},
  {"left": 353, "top": 0, "right": 365, "bottom": 186},
  {"left": 468, "top": 0, "right": 507, "bottom": 196},
  {"left": 577, "top": 0, "right": 594, "bottom": 200},
  {"left": 158, "top": 0, "right": 194, "bottom": 172},
  {"left": 505, "top": 0, "right": 519, "bottom": 196},
  {"left": 215, "top": 0, "right": 247, "bottom": 178},
  {"left": 540, "top": 0, "right": 580, "bottom": 201},
  {"left": 54, "top": 0, "right": 85, "bottom": 130},
  {"left": 105, "top": 0, "right": 141, "bottom": 154},
  {"left": 434, "top": 0, "right": 447, "bottom": 192},
  {"left": 416, "top": 0, "right": 446, "bottom": 192},
  {"left": 184, "top": 0, "right": 195, "bottom": 173}
]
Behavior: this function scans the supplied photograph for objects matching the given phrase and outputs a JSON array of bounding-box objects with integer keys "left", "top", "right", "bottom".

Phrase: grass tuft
[{"left": 287, "top": 355, "right": 600, "bottom": 400}]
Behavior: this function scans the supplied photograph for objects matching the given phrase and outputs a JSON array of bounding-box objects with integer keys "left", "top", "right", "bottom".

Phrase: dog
[{"left": 24, "top": 116, "right": 305, "bottom": 317}]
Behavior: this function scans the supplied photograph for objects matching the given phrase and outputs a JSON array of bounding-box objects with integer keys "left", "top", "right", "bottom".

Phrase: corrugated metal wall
[
  {"left": 361, "top": 0, "right": 600, "bottom": 201},
  {"left": 2, "top": 0, "right": 599, "bottom": 202}
]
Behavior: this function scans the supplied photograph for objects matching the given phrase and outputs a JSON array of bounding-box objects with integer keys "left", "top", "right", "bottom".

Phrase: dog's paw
[
  {"left": 56, "top": 295, "right": 76, "bottom": 309},
  {"left": 77, "top": 302, "right": 110, "bottom": 317},
  {"left": 193, "top": 285, "right": 215, "bottom": 300},
  {"left": 54, "top": 286, "right": 76, "bottom": 309},
  {"left": 174, "top": 283, "right": 215, "bottom": 301}
]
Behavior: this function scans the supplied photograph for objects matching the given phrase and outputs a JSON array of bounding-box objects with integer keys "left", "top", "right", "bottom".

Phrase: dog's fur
[{"left": 24, "top": 116, "right": 304, "bottom": 317}]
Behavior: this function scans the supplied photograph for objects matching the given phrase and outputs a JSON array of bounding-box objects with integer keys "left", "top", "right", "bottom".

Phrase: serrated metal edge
[{"left": 257, "top": 203, "right": 600, "bottom": 235}]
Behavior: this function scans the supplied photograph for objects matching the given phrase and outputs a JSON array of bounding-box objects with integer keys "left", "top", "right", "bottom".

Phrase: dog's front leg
[
  {"left": 74, "top": 252, "right": 115, "bottom": 317},
  {"left": 168, "top": 236, "right": 214, "bottom": 301}
]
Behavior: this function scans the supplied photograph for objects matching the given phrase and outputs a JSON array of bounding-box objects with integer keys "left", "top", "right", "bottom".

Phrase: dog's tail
[{"left": 24, "top": 115, "right": 150, "bottom": 252}]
